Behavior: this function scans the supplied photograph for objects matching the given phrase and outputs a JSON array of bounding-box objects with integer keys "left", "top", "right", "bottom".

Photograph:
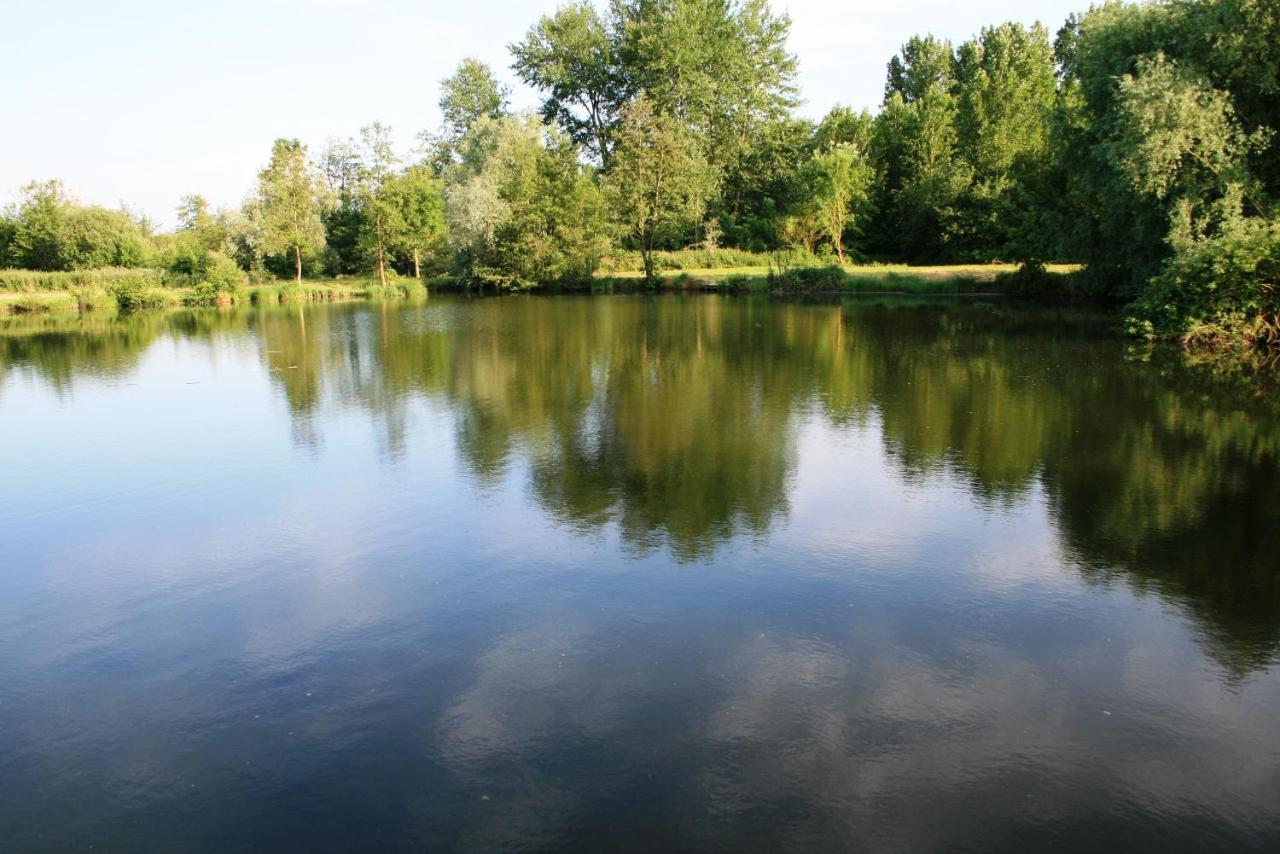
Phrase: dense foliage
[{"left": 2, "top": 0, "right": 1276, "bottom": 351}]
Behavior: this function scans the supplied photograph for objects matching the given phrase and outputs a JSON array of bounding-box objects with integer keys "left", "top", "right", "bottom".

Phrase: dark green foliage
[
  {"left": 767, "top": 264, "right": 845, "bottom": 292},
  {"left": 1057, "top": 0, "right": 1280, "bottom": 347}
]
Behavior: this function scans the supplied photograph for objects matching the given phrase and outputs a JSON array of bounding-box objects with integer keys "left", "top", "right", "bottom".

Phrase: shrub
[
  {"left": 109, "top": 275, "right": 177, "bottom": 311},
  {"left": 768, "top": 264, "right": 847, "bottom": 292},
  {"left": 1130, "top": 215, "right": 1280, "bottom": 351},
  {"left": 189, "top": 253, "right": 245, "bottom": 304}
]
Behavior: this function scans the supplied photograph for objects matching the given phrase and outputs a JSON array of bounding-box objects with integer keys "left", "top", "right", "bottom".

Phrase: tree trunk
[
  {"left": 377, "top": 230, "right": 387, "bottom": 287},
  {"left": 643, "top": 248, "right": 656, "bottom": 285},
  {"left": 294, "top": 244, "right": 303, "bottom": 285},
  {"left": 413, "top": 247, "right": 421, "bottom": 279}
]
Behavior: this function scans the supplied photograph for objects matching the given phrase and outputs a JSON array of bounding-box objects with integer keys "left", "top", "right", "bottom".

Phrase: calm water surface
[{"left": 1, "top": 296, "right": 1278, "bottom": 851}]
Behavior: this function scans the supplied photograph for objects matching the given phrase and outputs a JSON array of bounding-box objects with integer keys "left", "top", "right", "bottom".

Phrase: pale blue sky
[{"left": 2, "top": 0, "right": 1085, "bottom": 225}]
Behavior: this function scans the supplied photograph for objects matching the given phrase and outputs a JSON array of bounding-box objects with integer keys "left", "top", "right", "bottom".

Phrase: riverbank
[
  {"left": 592, "top": 262, "right": 1084, "bottom": 295},
  {"left": 0, "top": 263, "right": 1088, "bottom": 315},
  {"left": 0, "top": 273, "right": 449, "bottom": 315}
]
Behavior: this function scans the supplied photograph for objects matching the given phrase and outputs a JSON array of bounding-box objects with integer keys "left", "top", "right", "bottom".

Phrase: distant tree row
[{"left": 2, "top": 0, "right": 1276, "bottom": 348}]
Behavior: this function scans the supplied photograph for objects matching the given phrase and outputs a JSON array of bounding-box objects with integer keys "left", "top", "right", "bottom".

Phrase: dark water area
[{"left": 1, "top": 295, "right": 1278, "bottom": 851}]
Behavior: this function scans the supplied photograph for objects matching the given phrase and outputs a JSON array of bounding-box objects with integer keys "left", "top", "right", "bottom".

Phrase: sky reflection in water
[{"left": 1, "top": 296, "right": 1278, "bottom": 851}]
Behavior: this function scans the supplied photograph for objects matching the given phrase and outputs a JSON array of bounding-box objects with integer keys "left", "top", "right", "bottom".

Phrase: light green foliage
[
  {"left": 614, "top": 0, "right": 798, "bottom": 211},
  {"left": 446, "top": 115, "right": 612, "bottom": 286},
  {"left": 800, "top": 144, "right": 874, "bottom": 261},
  {"left": 1135, "top": 204, "right": 1280, "bottom": 348},
  {"left": 2, "top": 180, "right": 152, "bottom": 271},
  {"left": 190, "top": 252, "right": 245, "bottom": 304},
  {"left": 956, "top": 23, "right": 1056, "bottom": 189},
  {"left": 384, "top": 165, "right": 446, "bottom": 278},
  {"left": 1060, "top": 0, "right": 1279, "bottom": 346},
  {"left": 440, "top": 58, "right": 511, "bottom": 138},
  {"left": 604, "top": 98, "right": 717, "bottom": 281},
  {"left": 175, "top": 194, "right": 226, "bottom": 251},
  {"left": 60, "top": 206, "right": 152, "bottom": 269},
  {"left": 813, "top": 106, "right": 875, "bottom": 153},
  {"left": 6, "top": 180, "right": 69, "bottom": 270},
  {"left": 511, "top": 1, "right": 624, "bottom": 165},
  {"left": 431, "top": 59, "right": 511, "bottom": 167},
  {"left": 884, "top": 34, "right": 955, "bottom": 104},
  {"left": 1113, "top": 53, "right": 1260, "bottom": 205},
  {"left": 354, "top": 123, "right": 404, "bottom": 285},
  {"left": 256, "top": 139, "right": 326, "bottom": 284}
]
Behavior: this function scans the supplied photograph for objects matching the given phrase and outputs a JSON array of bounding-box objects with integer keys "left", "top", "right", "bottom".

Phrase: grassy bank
[
  {"left": 0, "top": 270, "right": 437, "bottom": 315},
  {"left": 0, "top": 262, "right": 1087, "bottom": 315},
  {"left": 595, "top": 262, "right": 1084, "bottom": 294}
]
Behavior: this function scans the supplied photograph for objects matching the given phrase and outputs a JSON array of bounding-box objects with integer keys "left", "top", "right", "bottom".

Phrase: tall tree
[
  {"left": 431, "top": 59, "right": 511, "bottom": 168},
  {"left": 870, "top": 35, "right": 969, "bottom": 261},
  {"left": 385, "top": 165, "right": 446, "bottom": 279},
  {"left": 885, "top": 35, "right": 956, "bottom": 104},
  {"left": 355, "top": 123, "right": 404, "bottom": 287},
  {"left": 318, "top": 138, "right": 366, "bottom": 275},
  {"left": 614, "top": 0, "right": 797, "bottom": 211},
  {"left": 8, "top": 180, "right": 69, "bottom": 271},
  {"left": 604, "top": 98, "right": 716, "bottom": 282},
  {"left": 511, "top": 1, "right": 626, "bottom": 166},
  {"left": 256, "top": 139, "right": 325, "bottom": 284},
  {"left": 953, "top": 22, "right": 1058, "bottom": 258},
  {"left": 804, "top": 144, "right": 875, "bottom": 262},
  {"left": 175, "top": 194, "right": 227, "bottom": 253},
  {"left": 445, "top": 115, "right": 612, "bottom": 286}
]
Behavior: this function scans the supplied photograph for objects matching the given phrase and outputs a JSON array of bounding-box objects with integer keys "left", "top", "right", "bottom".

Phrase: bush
[
  {"left": 1130, "top": 215, "right": 1280, "bottom": 351},
  {"left": 598, "top": 247, "right": 781, "bottom": 274},
  {"left": 189, "top": 253, "right": 245, "bottom": 304},
  {"left": 768, "top": 264, "right": 847, "bottom": 292},
  {"left": 109, "top": 275, "right": 177, "bottom": 311}
]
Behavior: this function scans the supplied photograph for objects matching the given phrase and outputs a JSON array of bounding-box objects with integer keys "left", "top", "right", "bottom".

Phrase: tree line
[{"left": 0, "top": 0, "right": 1275, "bottom": 349}]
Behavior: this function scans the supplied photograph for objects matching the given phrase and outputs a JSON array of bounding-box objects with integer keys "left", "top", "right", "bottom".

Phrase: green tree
[
  {"left": 175, "top": 194, "right": 228, "bottom": 254},
  {"left": 431, "top": 59, "right": 511, "bottom": 168},
  {"left": 604, "top": 98, "right": 716, "bottom": 282},
  {"left": 1058, "top": 0, "right": 1279, "bottom": 346},
  {"left": 445, "top": 115, "right": 612, "bottom": 287},
  {"left": 870, "top": 36, "right": 969, "bottom": 261},
  {"left": 803, "top": 144, "right": 874, "bottom": 262},
  {"left": 319, "top": 138, "right": 367, "bottom": 275},
  {"left": 355, "top": 123, "right": 404, "bottom": 286},
  {"left": 884, "top": 34, "right": 956, "bottom": 103},
  {"left": 511, "top": 1, "right": 626, "bottom": 166},
  {"left": 813, "top": 106, "right": 875, "bottom": 154},
  {"left": 8, "top": 180, "right": 70, "bottom": 270},
  {"left": 614, "top": 0, "right": 797, "bottom": 217},
  {"left": 61, "top": 207, "right": 151, "bottom": 269},
  {"left": 385, "top": 165, "right": 446, "bottom": 278},
  {"left": 953, "top": 22, "right": 1058, "bottom": 259},
  {"left": 256, "top": 139, "right": 326, "bottom": 284}
]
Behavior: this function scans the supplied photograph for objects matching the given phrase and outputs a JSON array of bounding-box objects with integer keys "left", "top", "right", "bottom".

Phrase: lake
[{"left": 1, "top": 295, "right": 1278, "bottom": 851}]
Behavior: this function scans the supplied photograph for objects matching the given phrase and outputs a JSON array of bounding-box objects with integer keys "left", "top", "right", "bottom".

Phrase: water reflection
[
  {"left": 2, "top": 297, "right": 1278, "bottom": 674},
  {"left": 4, "top": 296, "right": 1280, "bottom": 850}
]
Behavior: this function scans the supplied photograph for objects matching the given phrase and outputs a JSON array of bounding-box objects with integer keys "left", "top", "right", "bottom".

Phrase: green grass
[
  {"left": 600, "top": 262, "right": 1083, "bottom": 294},
  {"left": 0, "top": 268, "right": 165, "bottom": 293},
  {"left": 0, "top": 292, "right": 80, "bottom": 313},
  {"left": 1, "top": 263, "right": 1088, "bottom": 314}
]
